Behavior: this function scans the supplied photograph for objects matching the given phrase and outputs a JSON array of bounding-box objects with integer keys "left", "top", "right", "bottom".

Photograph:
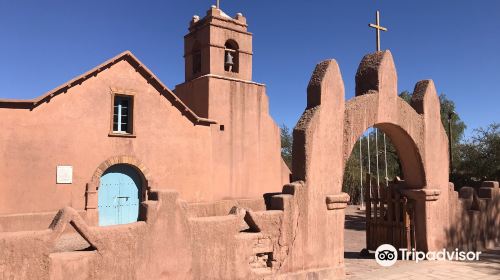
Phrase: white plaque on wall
[{"left": 56, "top": 166, "right": 73, "bottom": 184}]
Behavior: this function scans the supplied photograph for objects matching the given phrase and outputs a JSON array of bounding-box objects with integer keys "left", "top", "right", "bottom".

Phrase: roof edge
[{"left": 0, "top": 51, "right": 217, "bottom": 126}]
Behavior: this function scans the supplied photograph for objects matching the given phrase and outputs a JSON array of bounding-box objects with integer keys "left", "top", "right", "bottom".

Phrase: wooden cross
[{"left": 369, "top": 10, "right": 388, "bottom": 52}]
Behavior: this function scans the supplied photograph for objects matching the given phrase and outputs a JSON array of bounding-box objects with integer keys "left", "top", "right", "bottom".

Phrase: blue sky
[{"left": 0, "top": 0, "right": 498, "bottom": 139}]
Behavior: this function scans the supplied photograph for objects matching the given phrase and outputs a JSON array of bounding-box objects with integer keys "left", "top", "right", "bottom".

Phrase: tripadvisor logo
[
  {"left": 375, "top": 244, "right": 482, "bottom": 267},
  {"left": 375, "top": 244, "right": 398, "bottom": 267}
]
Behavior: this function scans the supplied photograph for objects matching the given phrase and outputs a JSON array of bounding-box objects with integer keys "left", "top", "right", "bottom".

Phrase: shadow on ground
[
  {"left": 345, "top": 210, "right": 366, "bottom": 231},
  {"left": 344, "top": 251, "right": 374, "bottom": 259},
  {"left": 463, "top": 248, "right": 500, "bottom": 275},
  {"left": 480, "top": 248, "right": 500, "bottom": 263}
]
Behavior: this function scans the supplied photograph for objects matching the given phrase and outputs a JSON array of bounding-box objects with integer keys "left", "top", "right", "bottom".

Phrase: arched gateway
[{"left": 288, "top": 50, "right": 450, "bottom": 274}]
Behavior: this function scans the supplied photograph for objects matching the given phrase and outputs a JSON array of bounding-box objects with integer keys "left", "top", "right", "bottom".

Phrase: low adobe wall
[
  {"left": 447, "top": 181, "right": 500, "bottom": 250},
  {"left": 0, "top": 180, "right": 349, "bottom": 280},
  {"left": 186, "top": 197, "right": 268, "bottom": 217},
  {"left": 0, "top": 210, "right": 88, "bottom": 233}
]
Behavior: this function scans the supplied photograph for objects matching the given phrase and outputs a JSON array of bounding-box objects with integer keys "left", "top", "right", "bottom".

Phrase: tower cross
[
  {"left": 216, "top": 0, "right": 220, "bottom": 9},
  {"left": 369, "top": 10, "right": 388, "bottom": 52}
]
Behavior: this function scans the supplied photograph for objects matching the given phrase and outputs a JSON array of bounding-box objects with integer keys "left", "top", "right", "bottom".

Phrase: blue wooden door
[{"left": 98, "top": 164, "right": 141, "bottom": 226}]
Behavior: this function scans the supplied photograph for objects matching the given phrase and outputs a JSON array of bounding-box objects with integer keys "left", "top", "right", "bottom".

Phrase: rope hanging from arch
[
  {"left": 363, "top": 128, "right": 390, "bottom": 189},
  {"left": 375, "top": 128, "right": 380, "bottom": 190},
  {"left": 359, "top": 127, "right": 390, "bottom": 207},
  {"left": 383, "top": 133, "right": 389, "bottom": 187},
  {"left": 359, "top": 136, "right": 364, "bottom": 208},
  {"left": 367, "top": 129, "right": 372, "bottom": 198}
]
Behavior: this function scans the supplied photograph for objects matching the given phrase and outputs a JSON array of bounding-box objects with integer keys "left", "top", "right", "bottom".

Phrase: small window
[{"left": 113, "top": 95, "right": 133, "bottom": 134}]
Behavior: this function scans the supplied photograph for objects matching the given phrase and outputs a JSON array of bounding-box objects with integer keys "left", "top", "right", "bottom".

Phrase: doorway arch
[
  {"left": 85, "top": 156, "right": 151, "bottom": 226},
  {"left": 343, "top": 96, "right": 427, "bottom": 188},
  {"left": 98, "top": 164, "right": 142, "bottom": 226}
]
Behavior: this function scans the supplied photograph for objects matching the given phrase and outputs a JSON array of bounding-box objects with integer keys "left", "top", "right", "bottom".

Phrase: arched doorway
[
  {"left": 343, "top": 124, "right": 421, "bottom": 270},
  {"left": 98, "top": 164, "right": 142, "bottom": 226}
]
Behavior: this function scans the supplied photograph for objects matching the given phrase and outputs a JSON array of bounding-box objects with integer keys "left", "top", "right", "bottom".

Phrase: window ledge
[{"left": 108, "top": 132, "right": 136, "bottom": 138}]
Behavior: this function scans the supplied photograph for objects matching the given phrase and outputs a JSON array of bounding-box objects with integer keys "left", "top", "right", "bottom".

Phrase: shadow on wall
[{"left": 446, "top": 181, "right": 500, "bottom": 252}]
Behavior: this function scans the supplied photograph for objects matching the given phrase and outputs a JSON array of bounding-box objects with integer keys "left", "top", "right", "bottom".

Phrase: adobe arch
[
  {"left": 292, "top": 50, "right": 450, "bottom": 260},
  {"left": 343, "top": 97, "right": 427, "bottom": 188},
  {"left": 344, "top": 121, "right": 426, "bottom": 188}
]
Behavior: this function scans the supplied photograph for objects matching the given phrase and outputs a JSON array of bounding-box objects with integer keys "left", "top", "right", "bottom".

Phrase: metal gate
[{"left": 364, "top": 174, "right": 416, "bottom": 251}]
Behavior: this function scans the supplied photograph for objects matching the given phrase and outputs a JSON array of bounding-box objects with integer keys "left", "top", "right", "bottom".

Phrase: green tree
[
  {"left": 399, "top": 90, "right": 412, "bottom": 103},
  {"left": 280, "top": 124, "right": 293, "bottom": 169},
  {"left": 456, "top": 123, "right": 500, "bottom": 184},
  {"left": 399, "top": 91, "right": 466, "bottom": 143},
  {"left": 439, "top": 94, "right": 466, "bottom": 172}
]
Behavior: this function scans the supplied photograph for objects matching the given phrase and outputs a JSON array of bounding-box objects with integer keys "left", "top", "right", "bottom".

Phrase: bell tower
[
  {"left": 174, "top": 6, "right": 288, "bottom": 201},
  {"left": 184, "top": 5, "right": 252, "bottom": 82}
]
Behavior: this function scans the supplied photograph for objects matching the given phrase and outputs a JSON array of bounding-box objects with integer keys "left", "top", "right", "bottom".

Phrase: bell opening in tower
[{"left": 224, "top": 40, "right": 239, "bottom": 73}]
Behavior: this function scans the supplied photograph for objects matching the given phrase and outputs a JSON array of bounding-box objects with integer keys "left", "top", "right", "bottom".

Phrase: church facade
[
  {"left": 0, "top": 6, "right": 289, "bottom": 229},
  {"left": 2, "top": 4, "right": 497, "bottom": 280}
]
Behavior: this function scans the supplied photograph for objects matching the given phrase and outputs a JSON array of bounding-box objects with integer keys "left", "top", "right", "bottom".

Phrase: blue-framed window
[{"left": 113, "top": 95, "right": 133, "bottom": 133}]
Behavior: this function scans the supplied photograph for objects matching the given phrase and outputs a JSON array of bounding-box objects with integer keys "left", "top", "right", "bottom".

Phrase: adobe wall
[
  {"left": 285, "top": 59, "right": 349, "bottom": 277},
  {"left": 1, "top": 161, "right": 497, "bottom": 280},
  {"left": 0, "top": 210, "right": 87, "bottom": 232},
  {"left": 0, "top": 190, "right": 195, "bottom": 279},
  {"left": 175, "top": 75, "right": 287, "bottom": 201},
  {"left": 447, "top": 181, "right": 500, "bottom": 250},
  {"left": 0, "top": 183, "right": 313, "bottom": 280},
  {"left": 0, "top": 58, "right": 210, "bottom": 217},
  {"left": 204, "top": 75, "right": 286, "bottom": 199}
]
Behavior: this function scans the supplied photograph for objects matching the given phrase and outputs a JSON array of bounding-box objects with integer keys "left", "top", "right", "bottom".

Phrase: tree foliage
[
  {"left": 399, "top": 91, "right": 466, "bottom": 143},
  {"left": 440, "top": 94, "right": 467, "bottom": 171},
  {"left": 454, "top": 123, "right": 500, "bottom": 185},
  {"left": 280, "top": 124, "right": 293, "bottom": 169}
]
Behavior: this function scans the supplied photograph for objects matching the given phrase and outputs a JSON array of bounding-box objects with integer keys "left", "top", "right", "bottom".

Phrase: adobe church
[
  {"left": 1, "top": 4, "right": 498, "bottom": 280},
  {"left": 0, "top": 5, "right": 289, "bottom": 228}
]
